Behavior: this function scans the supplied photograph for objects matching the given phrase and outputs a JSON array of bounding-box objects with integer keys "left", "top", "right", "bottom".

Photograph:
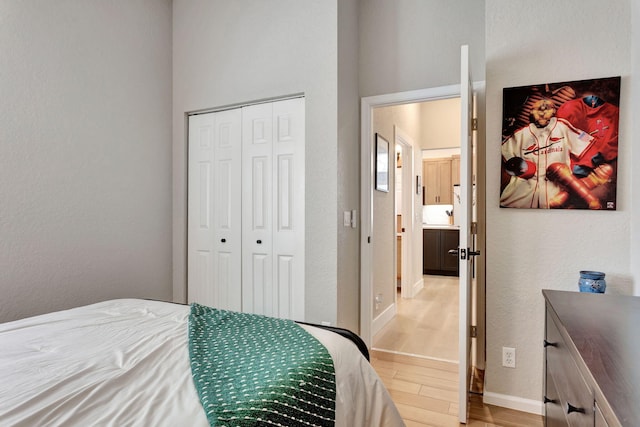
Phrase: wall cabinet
[
  {"left": 423, "top": 228, "right": 459, "bottom": 276},
  {"left": 423, "top": 159, "right": 452, "bottom": 205},
  {"left": 543, "top": 290, "right": 639, "bottom": 427}
]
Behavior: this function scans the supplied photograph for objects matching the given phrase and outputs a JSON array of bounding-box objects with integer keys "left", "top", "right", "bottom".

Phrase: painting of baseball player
[
  {"left": 500, "top": 98, "right": 594, "bottom": 208},
  {"left": 500, "top": 77, "right": 620, "bottom": 210}
]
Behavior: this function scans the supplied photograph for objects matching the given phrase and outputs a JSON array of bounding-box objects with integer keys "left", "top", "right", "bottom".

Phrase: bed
[{"left": 0, "top": 299, "right": 404, "bottom": 426}]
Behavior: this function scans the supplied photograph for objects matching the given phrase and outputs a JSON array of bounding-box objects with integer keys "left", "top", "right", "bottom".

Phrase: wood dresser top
[{"left": 543, "top": 290, "right": 640, "bottom": 427}]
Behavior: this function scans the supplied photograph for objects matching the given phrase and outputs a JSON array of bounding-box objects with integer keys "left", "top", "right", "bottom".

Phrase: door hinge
[
  {"left": 471, "top": 221, "right": 477, "bottom": 235},
  {"left": 470, "top": 326, "right": 477, "bottom": 338},
  {"left": 472, "top": 118, "right": 478, "bottom": 131}
]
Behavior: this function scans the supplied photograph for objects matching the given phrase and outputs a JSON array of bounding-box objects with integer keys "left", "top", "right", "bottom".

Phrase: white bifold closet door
[
  {"left": 188, "top": 98, "right": 305, "bottom": 321},
  {"left": 188, "top": 108, "right": 243, "bottom": 312}
]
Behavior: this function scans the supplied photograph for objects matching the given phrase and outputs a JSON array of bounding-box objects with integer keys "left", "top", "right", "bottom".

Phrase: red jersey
[{"left": 556, "top": 98, "right": 619, "bottom": 167}]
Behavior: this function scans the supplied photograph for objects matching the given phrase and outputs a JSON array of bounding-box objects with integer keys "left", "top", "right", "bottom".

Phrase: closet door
[
  {"left": 242, "top": 98, "right": 305, "bottom": 320},
  {"left": 188, "top": 109, "right": 242, "bottom": 311}
]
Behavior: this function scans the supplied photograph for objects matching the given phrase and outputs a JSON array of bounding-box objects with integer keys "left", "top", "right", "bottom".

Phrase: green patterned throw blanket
[{"left": 189, "top": 303, "right": 336, "bottom": 426}]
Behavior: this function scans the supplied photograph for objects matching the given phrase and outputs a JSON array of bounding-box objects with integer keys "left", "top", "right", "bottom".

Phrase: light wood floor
[
  {"left": 370, "top": 276, "right": 542, "bottom": 426},
  {"left": 373, "top": 275, "right": 459, "bottom": 361},
  {"left": 371, "top": 350, "right": 543, "bottom": 427}
]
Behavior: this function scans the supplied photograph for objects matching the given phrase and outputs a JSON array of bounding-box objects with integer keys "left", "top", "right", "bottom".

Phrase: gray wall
[
  {"left": 632, "top": 0, "right": 640, "bottom": 295},
  {"left": 359, "top": 0, "right": 486, "bottom": 97},
  {"left": 485, "top": 0, "right": 633, "bottom": 405},
  {"left": 172, "top": 0, "right": 340, "bottom": 325},
  {"left": 359, "top": 0, "right": 486, "bottom": 326},
  {"left": 0, "top": 0, "right": 173, "bottom": 323},
  {"left": 337, "top": 0, "right": 361, "bottom": 332}
]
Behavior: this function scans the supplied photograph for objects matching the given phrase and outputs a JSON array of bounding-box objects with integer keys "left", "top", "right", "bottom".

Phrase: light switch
[{"left": 343, "top": 211, "right": 351, "bottom": 227}]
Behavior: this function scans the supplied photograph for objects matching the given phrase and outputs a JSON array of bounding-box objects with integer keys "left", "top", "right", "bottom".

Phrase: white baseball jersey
[{"left": 500, "top": 117, "right": 593, "bottom": 208}]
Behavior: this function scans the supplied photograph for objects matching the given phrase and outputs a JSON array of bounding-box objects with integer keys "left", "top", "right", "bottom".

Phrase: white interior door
[
  {"left": 458, "top": 44, "right": 475, "bottom": 424},
  {"left": 188, "top": 110, "right": 242, "bottom": 310}
]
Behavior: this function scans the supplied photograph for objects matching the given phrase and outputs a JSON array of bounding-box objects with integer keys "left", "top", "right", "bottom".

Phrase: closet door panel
[
  {"left": 277, "top": 255, "right": 294, "bottom": 319},
  {"left": 188, "top": 110, "right": 242, "bottom": 311},
  {"left": 188, "top": 114, "right": 215, "bottom": 306},
  {"left": 272, "top": 98, "right": 305, "bottom": 320},
  {"left": 242, "top": 103, "right": 274, "bottom": 316},
  {"left": 213, "top": 109, "right": 242, "bottom": 311}
]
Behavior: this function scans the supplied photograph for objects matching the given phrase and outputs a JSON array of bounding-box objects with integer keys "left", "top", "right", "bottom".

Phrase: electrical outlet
[{"left": 502, "top": 347, "right": 516, "bottom": 368}]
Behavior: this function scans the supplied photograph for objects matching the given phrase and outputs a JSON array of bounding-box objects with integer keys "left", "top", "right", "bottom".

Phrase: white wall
[
  {"left": 485, "top": 0, "right": 632, "bottom": 407},
  {"left": 172, "top": 0, "right": 340, "bottom": 325},
  {"left": 0, "top": 0, "right": 173, "bottom": 323}
]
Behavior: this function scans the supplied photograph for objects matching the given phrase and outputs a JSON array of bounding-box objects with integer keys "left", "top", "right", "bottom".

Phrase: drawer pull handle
[
  {"left": 257, "top": 240, "right": 262, "bottom": 244},
  {"left": 221, "top": 238, "right": 226, "bottom": 243},
  {"left": 543, "top": 340, "right": 557, "bottom": 348},
  {"left": 567, "top": 403, "right": 585, "bottom": 414},
  {"left": 543, "top": 396, "right": 556, "bottom": 404}
]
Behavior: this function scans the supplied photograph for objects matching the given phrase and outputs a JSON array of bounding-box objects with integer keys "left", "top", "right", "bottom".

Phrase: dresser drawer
[
  {"left": 545, "top": 367, "right": 568, "bottom": 427},
  {"left": 546, "top": 312, "right": 593, "bottom": 427}
]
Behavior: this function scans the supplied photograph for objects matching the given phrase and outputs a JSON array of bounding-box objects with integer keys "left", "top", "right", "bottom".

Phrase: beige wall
[
  {"left": 0, "top": 0, "right": 173, "bottom": 323},
  {"left": 420, "top": 98, "right": 461, "bottom": 150},
  {"left": 485, "top": 0, "right": 633, "bottom": 406}
]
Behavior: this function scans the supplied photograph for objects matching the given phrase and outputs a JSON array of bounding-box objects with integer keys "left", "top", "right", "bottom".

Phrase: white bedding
[{"left": 0, "top": 299, "right": 403, "bottom": 426}]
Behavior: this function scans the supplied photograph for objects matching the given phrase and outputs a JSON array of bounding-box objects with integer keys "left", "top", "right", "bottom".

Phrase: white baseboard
[
  {"left": 483, "top": 391, "right": 544, "bottom": 415},
  {"left": 372, "top": 302, "right": 396, "bottom": 336}
]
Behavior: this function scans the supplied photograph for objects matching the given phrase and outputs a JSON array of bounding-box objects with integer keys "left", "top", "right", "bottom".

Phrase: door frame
[
  {"left": 361, "top": 85, "right": 460, "bottom": 349},
  {"left": 360, "top": 84, "right": 485, "bottom": 359}
]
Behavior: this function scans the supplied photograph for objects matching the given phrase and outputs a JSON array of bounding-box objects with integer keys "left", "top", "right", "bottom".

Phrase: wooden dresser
[{"left": 543, "top": 290, "right": 640, "bottom": 427}]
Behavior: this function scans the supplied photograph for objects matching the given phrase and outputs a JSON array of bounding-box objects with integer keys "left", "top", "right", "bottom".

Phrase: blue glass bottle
[{"left": 578, "top": 271, "right": 606, "bottom": 293}]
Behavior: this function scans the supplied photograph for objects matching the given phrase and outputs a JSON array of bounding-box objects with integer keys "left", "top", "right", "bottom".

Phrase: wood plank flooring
[
  {"left": 373, "top": 275, "right": 459, "bottom": 361},
  {"left": 371, "top": 350, "right": 543, "bottom": 427},
  {"left": 370, "top": 275, "right": 542, "bottom": 426}
]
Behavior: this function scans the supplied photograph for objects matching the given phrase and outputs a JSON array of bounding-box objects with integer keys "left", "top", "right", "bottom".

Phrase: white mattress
[{"left": 0, "top": 299, "right": 403, "bottom": 426}]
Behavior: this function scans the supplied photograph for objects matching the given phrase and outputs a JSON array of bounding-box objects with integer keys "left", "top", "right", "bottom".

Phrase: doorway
[
  {"left": 360, "top": 83, "right": 486, "bottom": 368},
  {"left": 362, "top": 47, "right": 484, "bottom": 424},
  {"left": 373, "top": 101, "right": 462, "bottom": 362}
]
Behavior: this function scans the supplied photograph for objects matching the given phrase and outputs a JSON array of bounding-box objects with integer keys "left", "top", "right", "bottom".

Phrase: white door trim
[{"left": 360, "top": 85, "right": 461, "bottom": 348}]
